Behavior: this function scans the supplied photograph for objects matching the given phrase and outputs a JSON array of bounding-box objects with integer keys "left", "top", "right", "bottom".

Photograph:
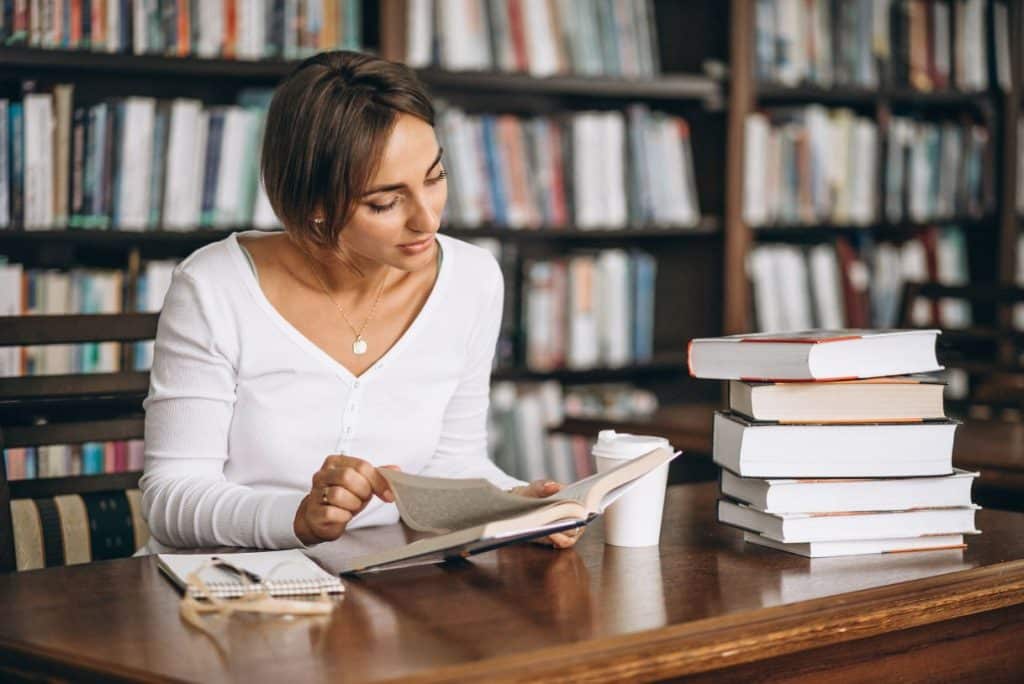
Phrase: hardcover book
[
  {"left": 688, "top": 329, "right": 942, "bottom": 381},
  {"left": 728, "top": 375, "right": 946, "bottom": 422},
  {"left": 713, "top": 411, "right": 957, "bottom": 478}
]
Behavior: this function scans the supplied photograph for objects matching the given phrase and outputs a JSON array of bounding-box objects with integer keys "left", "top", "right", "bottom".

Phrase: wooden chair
[{"left": 0, "top": 313, "right": 157, "bottom": 572}]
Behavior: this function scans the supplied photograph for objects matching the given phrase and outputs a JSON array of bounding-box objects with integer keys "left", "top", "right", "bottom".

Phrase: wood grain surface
[{"left": 1, "top": 483, "right": 1022, "bottom": 683}]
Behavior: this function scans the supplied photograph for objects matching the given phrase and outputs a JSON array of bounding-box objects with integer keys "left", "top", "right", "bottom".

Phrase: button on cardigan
[{"left": 137, "top": 231, "right": 525, "bottom": 554}]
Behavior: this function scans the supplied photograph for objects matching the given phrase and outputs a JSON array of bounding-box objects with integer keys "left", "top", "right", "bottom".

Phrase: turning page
[{"left": 381, "top": 470, "right": 552, "bottom": 533}]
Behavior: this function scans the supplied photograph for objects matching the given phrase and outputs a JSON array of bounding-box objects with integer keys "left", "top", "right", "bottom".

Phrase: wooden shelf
[
  {"left": 416, "top": 68, "right": 720, "bottom": 101},
  {"left": 0, "top": 372, "right": 150, "bottom": 405},
  {"left": 0, "top": 45, "right": 299, "bottom": 79},
  {"left": 7, "top": 471, "right": 142, "bottom": 499},
  {"left": 752, "top": 217, "right": 994, "bottom": 242},
  {"left": 0, "top": 220, "right": 722, "bottom": 250},
  {"left": 0, "top": 228, "right": 245, "bottom": 246},
  {"left": 445, "top": 220, "right": 721, "bottom": 241},
  {"left": 1, "top": 417, "right": 144, "bottom": 449},
  {"left": 492, "top": 353, "right": 688, "bottom": 383},
  {"left": 756, "top": 83, "right": 995, "bottom": 106},
  {"left": 0, "top": 46, "right": 720, "bottom": 101}
]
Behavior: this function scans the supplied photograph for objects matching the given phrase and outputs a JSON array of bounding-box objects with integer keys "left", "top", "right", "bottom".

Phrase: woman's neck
[{"left": 286, "top": 236, "right": 393, "bottom": 299}]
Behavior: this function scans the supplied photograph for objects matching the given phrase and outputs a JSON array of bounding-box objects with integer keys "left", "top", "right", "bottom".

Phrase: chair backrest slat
[{"left": 0, "top": 313, "right": 159, "bottom": 346}]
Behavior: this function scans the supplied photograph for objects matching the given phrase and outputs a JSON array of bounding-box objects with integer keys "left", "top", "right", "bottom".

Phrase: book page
[{"left": 381, "top": 470, "right": 552, "bottom": 533}]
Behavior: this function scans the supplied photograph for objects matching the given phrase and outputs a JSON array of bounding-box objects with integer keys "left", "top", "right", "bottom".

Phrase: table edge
[{"left": 396, "top": 558, "right": 1024, "bottom": 683}]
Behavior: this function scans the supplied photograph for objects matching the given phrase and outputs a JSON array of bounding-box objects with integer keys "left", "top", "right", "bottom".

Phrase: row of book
[
  {"left": 402, "top": 0, "right": 659, "bottom": 77},
  {"left": 690, "top": 330, "right": 978, "bottom": 557},
  {"left": 0, "top": 259, "right": 176, "bottom": 376},
  {"left": 3, "top": 439, "right": 145, "bottom": 480},
  {"left": 1, "top": 82, "right": 702, "bottom": 233},
  {"left": 743, "top": 107, "right": 992, "bottom": 227},
  {"left": 522, "top": 249, "right": 656, "bottom": 372},
  {"left": 748, "top": 227, "right": 971, "bottom": 334},
  {"left": 0, "top": 85, "right": 281, "bottom": 231},
  {"left": 884, "top": 115, "right": 991, "bottom": 223},
  {"left": 488, "top": 380, "right": 658, "bottom": 484},
  {"left": 0, "top": 0, "right": 362, "bottom": 59},
  {"left": 756, "top": 0, "right": 1011, "bottom": 92},
  {"left": 436, "top": 104, "right": 701, "bottom": 231}
]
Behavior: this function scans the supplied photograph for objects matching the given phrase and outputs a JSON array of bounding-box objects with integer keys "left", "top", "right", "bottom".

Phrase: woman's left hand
[{"left": 511, "top": 480, "right": 585, "bottom": 549}]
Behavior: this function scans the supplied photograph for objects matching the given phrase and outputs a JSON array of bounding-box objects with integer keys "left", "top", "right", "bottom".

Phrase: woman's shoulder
[
  {"left": 173, "top": 231, "right": 250, "bottom": 287},
  {"left": 437, "top": 233, "right": 502, "bottom": 294}
]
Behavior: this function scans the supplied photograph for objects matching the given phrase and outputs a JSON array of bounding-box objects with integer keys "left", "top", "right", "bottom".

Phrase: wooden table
[{"left": 2, "top": 483, "right": 1023, "bottom": 683}]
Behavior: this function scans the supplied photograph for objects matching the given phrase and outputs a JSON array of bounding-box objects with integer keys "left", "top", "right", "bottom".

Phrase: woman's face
[{"left": 336, "top": 113, "right": 448, "bottom": 273}]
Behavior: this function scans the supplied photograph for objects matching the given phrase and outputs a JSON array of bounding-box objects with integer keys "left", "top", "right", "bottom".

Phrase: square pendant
[{"left": 352, "top": 338, "right": 368, "bottom": 355}]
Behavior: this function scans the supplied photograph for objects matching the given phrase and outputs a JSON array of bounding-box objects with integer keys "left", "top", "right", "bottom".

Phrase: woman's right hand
[{"left": 293, "top": 455, "right": 397, "bottom": 545}]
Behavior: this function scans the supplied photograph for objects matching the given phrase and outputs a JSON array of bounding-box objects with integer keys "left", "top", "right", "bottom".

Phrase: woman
[{"left": 138, "top": 50, "right": 581, "bottom": 553}]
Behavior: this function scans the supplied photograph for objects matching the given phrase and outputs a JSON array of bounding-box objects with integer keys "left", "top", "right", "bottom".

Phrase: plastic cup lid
[{"left": 591, "top": 430, "right": 671, "bottom": 460}]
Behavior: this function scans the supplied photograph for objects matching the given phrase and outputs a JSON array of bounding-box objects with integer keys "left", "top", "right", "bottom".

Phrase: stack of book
[{"left": 690, "top": 329, "right": 980, "bottom": 558}]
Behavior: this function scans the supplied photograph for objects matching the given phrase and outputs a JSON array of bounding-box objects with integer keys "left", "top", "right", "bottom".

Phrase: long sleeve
[
  {"left": 418, "top": 261, "right": 528, "bottom": 490},
  {"left": 139, "top": 270, "right": 311, "bottom": 550}
]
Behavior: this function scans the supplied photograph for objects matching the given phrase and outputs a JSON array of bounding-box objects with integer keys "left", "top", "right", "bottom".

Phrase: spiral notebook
[{"left": 157, "top": 550, "right": 345, "bottom": 598}]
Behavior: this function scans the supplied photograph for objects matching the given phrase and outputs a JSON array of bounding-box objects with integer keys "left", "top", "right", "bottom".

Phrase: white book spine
[
  {"left": 214, "top": 107, "right": 249, "bottom": 226},
  {"left": 188, "top": 112, "right": 210, "bottom": 229},
  {"left": 0, "top": 100, "right": 8, "bottom": 228},
  {"left": 106, "top": 0, "right": 121, "bottom": 53},
  {"left": 406, "top": 0, "right": 434, "bottom": 67},
  {"left": 162, "top": 100, "right": 202, "bottom": 229},
  {"left": 743, "top": 113, "right": 769, "bottom": 226},
  {"left": 24, "top": 93, "right": 55, "bottom": 230},
  {"left": 197, "top": 0, "right": 224, "bottom": 58},
  {"left": 604, "top": 112, "right": 626, "bottom": 228},
  {"left": 523, "top": 0, "right": 559, "bottom": 77},
  {"left": 118, "top": 98, "right": 155, "bottom": 230}
]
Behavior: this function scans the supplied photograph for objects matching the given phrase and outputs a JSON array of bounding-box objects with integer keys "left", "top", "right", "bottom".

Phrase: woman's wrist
[{"left": 293, "top": 496, "right": 321, "bottom": 546}]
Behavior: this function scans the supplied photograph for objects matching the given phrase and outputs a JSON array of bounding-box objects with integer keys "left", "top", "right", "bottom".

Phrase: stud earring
[{"left": 312, "top": 217, "right": 325, "bottom": 227}]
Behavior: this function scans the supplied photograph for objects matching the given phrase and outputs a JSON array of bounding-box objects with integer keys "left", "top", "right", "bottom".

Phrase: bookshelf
[
  {"left": 0, "top": 0, "right": 729, "bottom": 495},
  {"left": 724, "top": 0, "right": 1023, "bottom": 340}
]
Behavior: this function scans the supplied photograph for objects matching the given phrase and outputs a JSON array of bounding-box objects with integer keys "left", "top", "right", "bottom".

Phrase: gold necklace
[{"left": 306, "top": 255, "right": 389, "bottom": 356}]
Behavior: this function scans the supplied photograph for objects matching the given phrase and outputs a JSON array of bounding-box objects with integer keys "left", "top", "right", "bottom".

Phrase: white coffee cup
[{"left": 592, "top": 430, "right": 672, "bottom": 547}]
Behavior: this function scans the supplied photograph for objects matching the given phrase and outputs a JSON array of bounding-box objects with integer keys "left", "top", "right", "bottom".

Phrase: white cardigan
[{"left": 136, "top": 231, "right": 524, "bottom": 554}]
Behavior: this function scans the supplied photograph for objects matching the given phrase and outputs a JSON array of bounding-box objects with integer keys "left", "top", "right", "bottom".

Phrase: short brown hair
[{"left": 260, "top": 50, "right": 434, "bottom": 250}]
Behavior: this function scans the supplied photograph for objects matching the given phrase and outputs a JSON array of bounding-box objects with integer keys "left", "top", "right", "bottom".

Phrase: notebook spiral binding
[{"left": 188, "top": 579, "right": 342, "bottom": 598}]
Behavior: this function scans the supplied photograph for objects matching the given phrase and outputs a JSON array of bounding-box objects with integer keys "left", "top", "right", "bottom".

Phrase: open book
[{"left": 336, "top": 446, "right": 680, "bottom": 574}]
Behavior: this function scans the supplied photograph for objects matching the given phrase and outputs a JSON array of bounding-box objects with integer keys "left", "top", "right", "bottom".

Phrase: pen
[{"left": 210, "top": 556, "right": 263, "bottom": 584}]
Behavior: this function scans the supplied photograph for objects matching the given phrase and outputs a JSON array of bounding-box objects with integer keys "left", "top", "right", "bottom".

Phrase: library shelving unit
[
  {"left": 724, "top": 0, "right": 1023, "bottom": 340},
  {"left": 722, "top": 0, "right": 1024, "bottom": 509},
  {"left": 0, "top": 0, "right": 731, "bottom": 543}
]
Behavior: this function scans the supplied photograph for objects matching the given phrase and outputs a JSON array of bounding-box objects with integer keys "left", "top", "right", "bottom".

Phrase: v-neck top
[{"left": 136, "top": 230, "right": 524, "bottom": 554}]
